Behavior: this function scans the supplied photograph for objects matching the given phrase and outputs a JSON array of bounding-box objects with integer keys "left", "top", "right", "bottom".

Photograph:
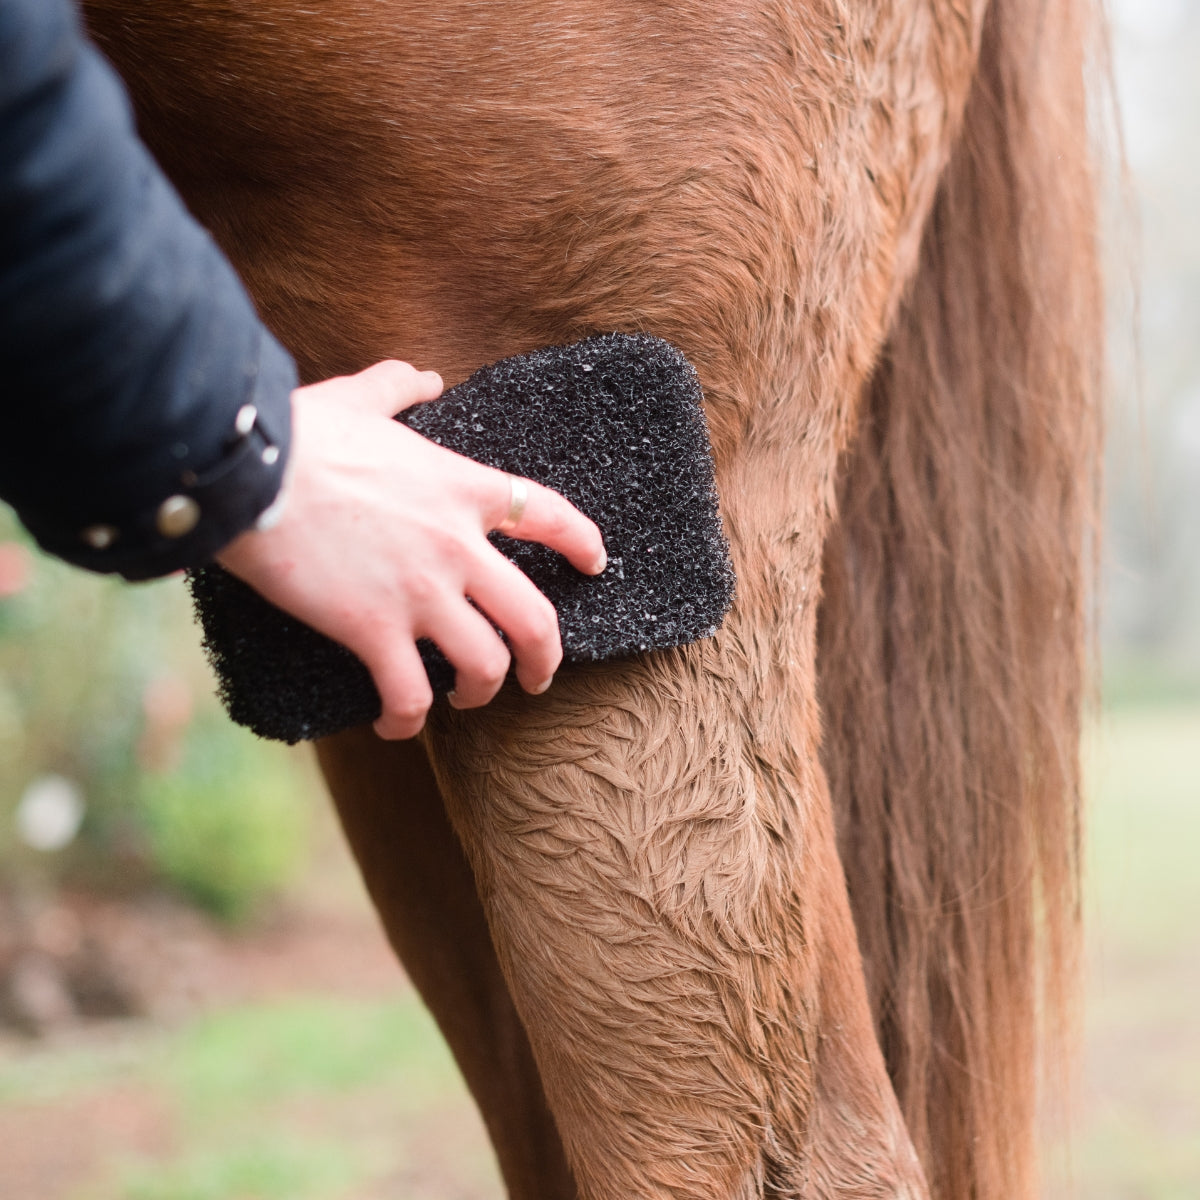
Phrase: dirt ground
[{"left": 0, "top": 888, "right": 440, "bottom": 1200}]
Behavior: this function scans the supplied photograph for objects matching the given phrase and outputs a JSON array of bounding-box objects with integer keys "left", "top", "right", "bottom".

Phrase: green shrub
[
  {"left": 1, "top": 505, "right": 312, "bottom": 921},
  {"left": 138, "top": 717, "right": 309, "bottom": 924}
]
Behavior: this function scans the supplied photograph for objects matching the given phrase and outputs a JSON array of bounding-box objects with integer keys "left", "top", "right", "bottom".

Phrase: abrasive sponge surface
[{"left": 189, "top": 333, "right": 735, "bottom": 743}]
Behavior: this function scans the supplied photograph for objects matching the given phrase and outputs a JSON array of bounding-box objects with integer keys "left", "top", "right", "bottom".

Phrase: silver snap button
[
  {"left": 156, "top": 495, "right": 200, "bottom": 538},
  {"left": 80, "top": 524, "right": 119, "bottom": 550},
  {"left": 261, "top": 445, "right": 280, "bottom": 466},
  {"left": 234, "top": 404, "right": 258, "bottom": 436}
]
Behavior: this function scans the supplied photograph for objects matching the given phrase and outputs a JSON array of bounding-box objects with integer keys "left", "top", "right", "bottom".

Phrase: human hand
[{"left": 216, "top": 361, "right": 606, "bottom": 739}]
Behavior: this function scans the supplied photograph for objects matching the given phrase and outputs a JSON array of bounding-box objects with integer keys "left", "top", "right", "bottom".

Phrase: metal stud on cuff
[
  {"left": 156, "top": 494, "right": 201, "bottom": 538},
  {"left": 71, "top": 402, "right": 278, "bottom": 559},
  {"left": 81, "top": 524, "right": 118, "bottom": 550},
  {"left": 234, "top": 404, "right": 258, "bottom": 436}
]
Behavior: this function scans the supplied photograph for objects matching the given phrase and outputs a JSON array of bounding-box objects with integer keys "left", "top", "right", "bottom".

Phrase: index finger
[{"left": 492, "top": 476, "right": 607, "bottom": 576}]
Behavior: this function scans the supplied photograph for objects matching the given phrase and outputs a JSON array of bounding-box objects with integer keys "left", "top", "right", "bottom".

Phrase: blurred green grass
[
  {"left": 1086, "top": 707, "right": 1200, "bottom": 952},
  {"left": 108, "top": 996, "right": 497, "bottom": 1200},
  {"left": 4, "top": 995, "right": 502, "bottom": 1200},
  {"left": 117, "top": 1139, "right": 357, "bottom": 1200},
  {"left": 1062, "top": 705, "right": 1200, "bottom": 1200},
  {"left": 0, "top": 516, "right": 317, "bottom": 923}
]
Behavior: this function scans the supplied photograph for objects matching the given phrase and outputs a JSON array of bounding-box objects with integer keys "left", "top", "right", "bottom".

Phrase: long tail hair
[{"left": 816, "top": 2, "right": 1105, "bottom": 1197}]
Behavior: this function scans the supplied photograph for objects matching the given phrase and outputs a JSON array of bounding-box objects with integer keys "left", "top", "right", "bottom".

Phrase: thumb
[{"left": 308, "top": 360, "right": 444, "bottom": 417}]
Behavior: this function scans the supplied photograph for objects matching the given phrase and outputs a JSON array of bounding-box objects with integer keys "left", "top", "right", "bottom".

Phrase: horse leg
[
  {"left": 315, "top": 729, "right": 576, "bottom": 1200},
  {"left": 417, "top": 468, "right": 926, "bottom": 1200},
  {"left": 324, "top": 496, "right": 922, "bottom": 1200}
]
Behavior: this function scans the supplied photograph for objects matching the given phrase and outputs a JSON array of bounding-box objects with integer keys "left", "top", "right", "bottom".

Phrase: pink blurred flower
[
  {"left": 141, "top": 675, "right": 194, "bottom": 727},
  {"left": 137, "top": 675, "right": 194, "bottom": 772},
  {"left": 0, "top": 541, "right": 32, "bottom": 598}
]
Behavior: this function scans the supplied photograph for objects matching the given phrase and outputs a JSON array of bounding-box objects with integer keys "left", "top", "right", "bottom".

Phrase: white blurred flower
[{"left": 15, "top": 774, "right": 85, "bottom": 851}]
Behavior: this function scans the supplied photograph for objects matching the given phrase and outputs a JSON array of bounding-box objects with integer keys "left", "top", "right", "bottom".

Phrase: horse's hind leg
[
  {"left": 315, "top": 729, "right": 576, "bottom": 1200},
  {"left": 420, "top": 631, "right": 926, "bottom": 1200}
]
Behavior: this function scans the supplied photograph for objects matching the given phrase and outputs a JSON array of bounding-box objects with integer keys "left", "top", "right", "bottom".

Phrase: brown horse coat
[{"left": 83, "top": 2, "right": 1104, "bottom": 1197}]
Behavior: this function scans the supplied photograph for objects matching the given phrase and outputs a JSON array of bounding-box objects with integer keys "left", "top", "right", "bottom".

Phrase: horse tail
[{"left": 816, "top": 2, "right": 1105, "bottom": 1197}]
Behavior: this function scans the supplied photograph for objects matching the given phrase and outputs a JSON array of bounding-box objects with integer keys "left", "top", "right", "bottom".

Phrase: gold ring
[{"left": 497, "top": 475, "right": 528, "bottom": 534}]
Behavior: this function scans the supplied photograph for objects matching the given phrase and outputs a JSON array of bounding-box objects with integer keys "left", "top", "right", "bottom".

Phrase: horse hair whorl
[{"left": 817, "top": 2, "right": 1105, "bottom": 1198}]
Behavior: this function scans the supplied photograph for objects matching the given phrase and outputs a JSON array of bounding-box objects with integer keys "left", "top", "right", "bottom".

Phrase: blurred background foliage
[
  {"left": 0, "top": 505, "right": 311, "bottom": 925},
  {"left": 1102, "top": 0, "right": 1200, "bottom": 707}
]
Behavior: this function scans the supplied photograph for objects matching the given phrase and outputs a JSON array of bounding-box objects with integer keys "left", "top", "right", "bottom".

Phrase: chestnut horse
[{"left": 83, "top": 2, "right": 1103, "bottom": 1197}]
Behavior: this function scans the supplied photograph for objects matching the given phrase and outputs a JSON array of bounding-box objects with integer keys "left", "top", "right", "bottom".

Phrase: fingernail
[
  {"left": 591, "top": 549, "right": 607, "bottom": 575},
  {"left": 447, "top": 689, "right": 462, "bottom": 708},
  {"left": 533, "top": 677, "right": 553, "bottom": 695}
]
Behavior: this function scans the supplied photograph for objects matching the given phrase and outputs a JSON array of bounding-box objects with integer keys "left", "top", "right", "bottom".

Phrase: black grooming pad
[{"left": 188, "top": 332, "right": 735, "bottom": 743}]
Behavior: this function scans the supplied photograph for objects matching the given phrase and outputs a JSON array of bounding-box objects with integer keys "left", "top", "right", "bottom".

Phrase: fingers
[
  {"left": 361, "top": 560, "right": 561, "bottom": 720},
  {"left": 467, "top": 551, "right": 564, "bottom": 694},
  {"left": 427, "top": 601, "right": 515, "bottom": 710},
  {"left": 380, "top": 361, "right": 444, "bottom": 414},
  {"left": 356, "top": 635, "right": 435, "bottom": 740},
  {"left": 298, "top": 360, "right": 443, "bottom": 417},
  {"left": 491, "top": 475, "right": 607, "bottom": 576}
]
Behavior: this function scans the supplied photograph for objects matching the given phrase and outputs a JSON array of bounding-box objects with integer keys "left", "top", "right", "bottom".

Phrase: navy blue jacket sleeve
[{"left": 0, "top": 0, "right": 296, "bottom": 580}]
